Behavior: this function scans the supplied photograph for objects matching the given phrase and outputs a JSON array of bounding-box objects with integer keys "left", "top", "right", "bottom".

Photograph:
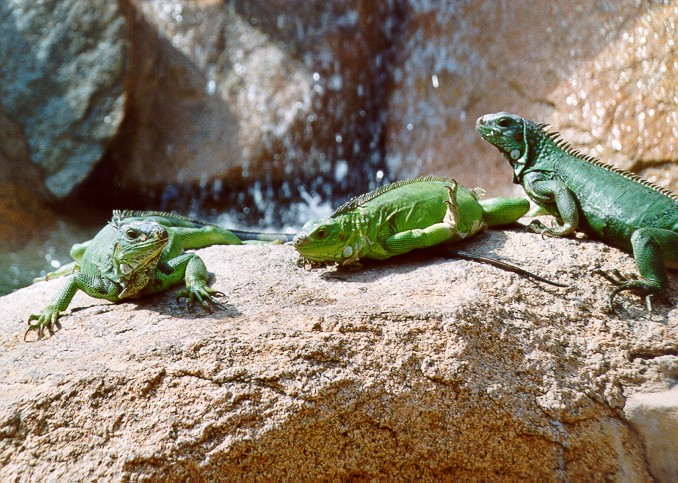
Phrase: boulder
[
  {"left": 105, "top": 0, "right": 402, "bottom": 206},
  {"left": 625, "top": 387, "right": 678, "bottom": 483},
  {"left": 1, "top": 230, "right": 676, "bottom": 480},
  {"left": 0, "top": 0, "right": 128, "bottom": 199},
  {"left": 0, "top": 107, "right": 57, "bottom": 250}
]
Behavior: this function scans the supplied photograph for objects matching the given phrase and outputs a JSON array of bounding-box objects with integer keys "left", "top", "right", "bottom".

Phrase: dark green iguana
[
  {"left": 26, "top": 210, "right": 292, "bottom": 340},
  {"left": 476, "top": 112, "right": 678, "bottom": 311},
  {"left": 293, "top": 176, "right": 565, "bottom": 285}
]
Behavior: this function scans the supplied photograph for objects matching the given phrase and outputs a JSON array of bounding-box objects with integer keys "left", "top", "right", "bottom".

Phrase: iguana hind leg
[
  {"left": 596, "top": 227, "right": 678, "bottom": 312},
  {"left": 442, "top": 180, "right": 459, "bottom": 229},
  {"left": 479, "top": 197, "right": 530, "bottom": 227},
  {"left": 382, "top": 181, "right": 462, "bottom": 256}
]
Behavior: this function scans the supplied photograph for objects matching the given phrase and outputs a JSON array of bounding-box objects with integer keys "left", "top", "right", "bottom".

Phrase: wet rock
[
  {"left": 0, "top": 107, "right": 56, "bottom": 250},
  {"left": 1, "top": 230, "right": 675, "bottom": 480},
  {"left": 0, "top": 0, "right": 128, "bottom": 199},
  {"left": 385, "top": 1, "right": 678, "bottom": 196},
  {"left": 107, "top": 1, "right": 402, "bottom": 206}
]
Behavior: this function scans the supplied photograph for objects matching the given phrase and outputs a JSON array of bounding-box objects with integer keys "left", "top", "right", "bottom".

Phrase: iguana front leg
[
  {"left": 26, "top": 273, "right": 121, "bottom": 340},
  {"left": 596, "top": 227, "right": 678, "bottom": 312},
  {"left": 522, "top": 174, "right": 579, "bottom": 238},
  {"left": 144, "top": 253, "right": 224, "bottom": 311}
]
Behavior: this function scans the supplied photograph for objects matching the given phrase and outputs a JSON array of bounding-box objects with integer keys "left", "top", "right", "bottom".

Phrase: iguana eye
[
  {"left": 497, "top": 118, "right": 512, "bottom": 128},
  {"left": 126, "top": 229, "right": 139, "bottom": 240},
  {"left": 315, "top": 228, "right": 328, "bottom": 239}
]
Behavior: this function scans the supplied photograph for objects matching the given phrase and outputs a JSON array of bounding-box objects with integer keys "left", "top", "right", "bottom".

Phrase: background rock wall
[{"left": 0, "top": 0, "right": 675, "bottom": 229}]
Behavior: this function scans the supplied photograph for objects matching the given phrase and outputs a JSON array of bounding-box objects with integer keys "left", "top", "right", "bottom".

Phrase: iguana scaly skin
[
  {"left": 26, "top": 211, "right": 290, "bottom": 339},
  {"left": 293, "top": 176, "right": 529, "bottom": 264},
  {"left": 476, "top": 112, "right": 678, "bottom": 311}
]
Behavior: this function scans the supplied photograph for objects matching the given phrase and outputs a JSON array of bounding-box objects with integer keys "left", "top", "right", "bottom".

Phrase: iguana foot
[
  {"left": 528, "top": 219, "right": 576, "bottom": 239},
  {"left": 176, "top": 285, "right": 226, "bottom": 313},
  {"left": 593, "top": 269, "right": 658, "bottom": 313},
  {"left": 25, "top": 309, "right": 65, "bottom": 341},
  {"left": 443, "top": 180, "right": 459, "bottom": 229}
]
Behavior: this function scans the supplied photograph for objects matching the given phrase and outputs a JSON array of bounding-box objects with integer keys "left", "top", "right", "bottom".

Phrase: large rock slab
[
  {"left": 1, "top": 230, "right": 676, "bottom": 480},
  {"left": 0, "top": 0, "right": 128, "bottom": 199}
]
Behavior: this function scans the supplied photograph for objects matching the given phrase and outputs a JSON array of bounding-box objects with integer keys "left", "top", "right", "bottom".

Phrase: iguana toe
[
  {"left": 177, "top": 286, "right": 226, "bottom": 313},
  {"left": 25, "top": 310, "right": 61, "bottom": 341},
  {"left": 443, "top": 181, "right": 460, "bottom": 228},
  {"left": 595, "top": 270, "right": 659, "bottom": 313}
]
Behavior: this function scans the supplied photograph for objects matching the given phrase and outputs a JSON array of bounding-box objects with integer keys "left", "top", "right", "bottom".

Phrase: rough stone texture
[
  {"left": 0, "top": 0, "right": 128, "bottom": 198},
  {"left": 385, "top": 1, "right": 678, "bottom": 196},
  {"left": 1, "top": 230, "right": 676, "bottom": 480},
  {"left": 625, "top": 387, "right": 678, "bottom": 482}
]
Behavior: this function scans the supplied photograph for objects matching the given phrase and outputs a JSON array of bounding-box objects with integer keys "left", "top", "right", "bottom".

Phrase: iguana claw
[
  {"left": 176, "top": 286, "right": 226, "bottom": 312},
  {"left": 25, "top": 309, "right": 64, "bottom": 341},
  {"left": 593, "top": 269, "right": 655, "bottom": 313}
]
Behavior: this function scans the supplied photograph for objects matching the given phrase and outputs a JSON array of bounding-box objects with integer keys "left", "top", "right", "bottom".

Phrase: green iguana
[
  {"left": 26, "top": 210, "right": 292, "bottom": 340},
  {"left": 476, "top": 112, "right": 678, "bottom": 311},
  {"left": 293, "top": 176, "right": 565, "bottom": 285}
]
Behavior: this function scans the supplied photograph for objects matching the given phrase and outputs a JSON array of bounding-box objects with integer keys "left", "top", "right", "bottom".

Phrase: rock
[
  {"left": 625, "top": 387, "right": 678, "bottom": 483},
  {"left": 104, "top": 1, "right": 402, "bottom": 207},
  {"left": 1, "top": 229, "right": 676, "bottom": 480},
  {"left": 0, "top": 107, "right": 57, "bottom": 250},
  {"left": 385, "top": 1, "right": 678, "bottom": 196},
  {"left": 0, "top": 0, "right": 128, "bottom": 199}
]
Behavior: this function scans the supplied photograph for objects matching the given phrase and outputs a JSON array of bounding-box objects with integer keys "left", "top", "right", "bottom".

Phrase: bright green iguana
[
  {"left": 476, "top": 112, "right": 678, "bottom": 311},
  {"left": 26, "top": 210, "right": 292, "bottom": 340},
  {"left": 293, "top": 176, "right": 565, "bottom": 284}
]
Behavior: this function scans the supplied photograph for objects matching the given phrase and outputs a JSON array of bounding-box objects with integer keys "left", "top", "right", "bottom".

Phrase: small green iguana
[
  {"left": 293, "top": 176, "right": 565, "bottom": 285},
  {"left": 476, "top": 112, "right": 678, "bottom": 311},
  {"left": 26, "top": 210, "right": 292, "bottom": 340}
]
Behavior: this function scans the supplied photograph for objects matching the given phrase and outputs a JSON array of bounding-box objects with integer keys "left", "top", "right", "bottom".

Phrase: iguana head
[
  {"left": 476, "top": 112, "right": 545, "bottom": 183},
  {"left": 293, "top": 217, "right": 360, "bottom": 265},
  {"left": 111, "top": 215, "right": 169, "bottom": 281}
]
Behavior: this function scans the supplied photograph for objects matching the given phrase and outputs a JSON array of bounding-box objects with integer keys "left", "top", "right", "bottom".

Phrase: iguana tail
[
  {"left": 433, "top": 248, "right": 568, "bottom": 287},
  {"left": 230, "top": 230, "right": 296, "bottom": 243}
]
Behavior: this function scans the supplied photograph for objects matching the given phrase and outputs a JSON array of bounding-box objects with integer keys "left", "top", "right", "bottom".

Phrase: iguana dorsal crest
[
  {"left": 540, "top": 125, "right": 678, "bottom": 202},
  {"left": 111, "top": 210, "right": 212, "bottom": 226},
  {"left": 331, "top": 176, "right": 456, "bottom": 218}
]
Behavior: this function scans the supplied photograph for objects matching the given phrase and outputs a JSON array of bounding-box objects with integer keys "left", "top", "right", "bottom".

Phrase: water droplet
[
  {"left": 334, "top": 160, "right": 348, "bottom": 182},
  {"left": 406, "top": 123, "right": 413, "bottom": 131},
  {"left": 431, "top": 74, "right": 439, "bottom": 88},
  {"left": 335, "top": 134, "right": 343, "bottom": 144}
]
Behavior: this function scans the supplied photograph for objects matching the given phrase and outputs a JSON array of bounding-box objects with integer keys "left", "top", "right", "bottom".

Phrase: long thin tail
[
  {"left": 433, "top": 248, "right": 568, "bottom": 287},
  {"left": 230, "top": 230, "right": 296, "bottom": 243}
]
